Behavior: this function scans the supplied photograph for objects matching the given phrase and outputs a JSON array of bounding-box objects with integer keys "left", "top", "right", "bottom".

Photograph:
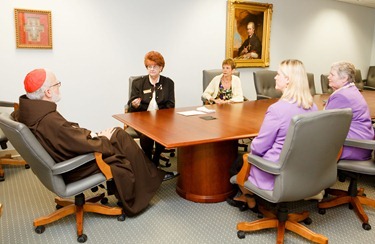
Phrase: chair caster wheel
[
  {"left": 100, "top": 197, "right": 108, "bottom": 204},
  {"left": 165, "top": 161, "right": 171, "bottom": 167},
  {"left": 238, "top": 204, "right": 248, "bottom": 212},
  {"left": 237, "top": 231, "right": 246, "bottom": 239},
  {"left": 349, "top": 203, "right": 353, "bottom": 210},
  {"left": 117, "top": 213, "right": 126, "bottom": 221},
  {"left": 303, "top": 217, "right": 312, "bottom": 225},
  {"left": 77, "top": 234, "right": 87, "bottom": 243},
  {"left": 362, "top": 223, "right": 371, "bottom": 230},
  {"left": 0, "top": 176, "right": 4, "bottom": 182},
  {"left": 35, "top": 225, "right": 45, "bottom": 234},
  {"left": 170, "top": 152, "right": 175, "bottom": 157},
  {"left": 56, "top": 204, "right": 63, "bottom": 210},
  {"left": 25, "top": 164, "right": 30, "bottom": 169},
  {"left": 318, "top": 209, "right": 326, "bottom": 215},
  {"left": 338, "top": 175, "right": 346, "bottom": 182}
]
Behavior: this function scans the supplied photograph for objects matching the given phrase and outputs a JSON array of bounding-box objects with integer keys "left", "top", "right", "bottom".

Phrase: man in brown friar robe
[{"left": 12, "top": 68, "right": 177, "bottom": 216}]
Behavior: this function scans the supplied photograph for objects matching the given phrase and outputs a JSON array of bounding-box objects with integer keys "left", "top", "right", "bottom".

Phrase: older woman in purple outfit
[
  {"left": 232, "top": 59, "right": 318, "bottom": 208},
  {"left": 325, "top": 61, "right": 374, "bottom": 160}
]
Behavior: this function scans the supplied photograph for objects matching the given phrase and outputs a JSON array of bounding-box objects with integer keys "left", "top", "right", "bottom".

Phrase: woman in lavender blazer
[
  {"left": 232, "top": 59, "right": 318, "bottom": 209},
  {"left": 325, "top": 61, "right": 374, "bottom": 160}
]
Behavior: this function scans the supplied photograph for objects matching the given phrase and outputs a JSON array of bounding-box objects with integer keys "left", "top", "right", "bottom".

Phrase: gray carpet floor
[{"left": 1, "top": 150, "right": 374, "bottom": 244}]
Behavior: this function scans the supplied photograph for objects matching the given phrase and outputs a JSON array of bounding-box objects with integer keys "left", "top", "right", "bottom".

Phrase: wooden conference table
[{"left": 113, "top": 90, "right": 375, "bottom": 203}]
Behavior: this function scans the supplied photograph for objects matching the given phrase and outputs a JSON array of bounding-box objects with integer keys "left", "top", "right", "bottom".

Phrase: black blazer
[{"left": 127, "top": 75, "right": 175, "bottom": 112}]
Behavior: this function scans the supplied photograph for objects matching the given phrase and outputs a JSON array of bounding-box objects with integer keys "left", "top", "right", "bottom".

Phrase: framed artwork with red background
[{"left": 14, "top": 8, "right": 52, "bottom": 49}]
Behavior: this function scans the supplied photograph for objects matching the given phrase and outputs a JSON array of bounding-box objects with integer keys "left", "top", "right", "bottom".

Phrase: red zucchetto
[{"left": 24, "top": 69, "right": 46, "bottom": 93}]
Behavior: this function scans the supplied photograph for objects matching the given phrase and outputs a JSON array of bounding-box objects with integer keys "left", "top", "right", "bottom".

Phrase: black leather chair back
[
  {"left": 364, "top": 66, "right": 375, "bottom": 89},
  {"left": 253, "top": 70, "right": 281, "bottom": 100}
]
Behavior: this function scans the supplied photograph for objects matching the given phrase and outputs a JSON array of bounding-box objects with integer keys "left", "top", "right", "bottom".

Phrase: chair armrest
[
  {"left": 248, "top": 154, "right": 282, "bottom": 175},
  {"left": 344, "top": 138, "right": 375, "bottom": 150},
  {"left": 256, "top": 95, "right": 271, "bottom": 100},
  {"left": 0, "top": 101, "right": 15, "bottom": 108},
  {"left": 236, "top": 153, "right": 251, "bottom": 186},
  {"left": 124, "top": 105, "right": 130, "bottom": 129},
  {"left": 124, "top": 104, "right": 130, "bottom": 113},
  {"left": 94, "top": 152, "right": 112, "bottom": 180},
  {"left": 201, "top": 96, "right": 210, "bottom": 104},
  {"left": 363, "top": 85, "right": 375, "bottom": 90},
  {"left": 51, "top": 152, "right": 113, "bottom": 180},
  {"left": 51, "top": 153, "right": 96, "bottom": 175}
]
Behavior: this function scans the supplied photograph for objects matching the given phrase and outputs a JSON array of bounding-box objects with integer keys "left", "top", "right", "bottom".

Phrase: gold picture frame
[
  {"left": 226, "top": 1, "right": 273, "bottom": 67},
  {"left": 14, "top": 8, "right": 52, "bottom": 49}
]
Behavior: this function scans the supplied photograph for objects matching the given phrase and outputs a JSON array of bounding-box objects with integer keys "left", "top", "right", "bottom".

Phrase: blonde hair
[{"left": 279, "top": 59, "right": 314, "bottom": 109}]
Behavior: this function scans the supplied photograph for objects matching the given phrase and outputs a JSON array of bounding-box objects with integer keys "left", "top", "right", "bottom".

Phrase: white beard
[{"left": 51, "top": 91, "right": 61, "bottom": 103}]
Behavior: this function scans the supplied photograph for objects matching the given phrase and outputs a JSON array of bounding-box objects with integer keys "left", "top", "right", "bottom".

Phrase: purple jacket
[
  {"left": 248, "top": 100, "right": 318, "bottom": 190},
  {"left": 325, "top": 84, "right": 374, "bottom": 160}
]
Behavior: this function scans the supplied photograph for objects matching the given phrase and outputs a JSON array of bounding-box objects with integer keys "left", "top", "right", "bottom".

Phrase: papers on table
[
  {"left": 177, "top": 110, "right": 206, "bottom": 116},
  {"left": 196, "top": 106, "right": 215, "bottom": 113},
  {"left": 177, "top": 106, "right": 216, "bottom": 116}
]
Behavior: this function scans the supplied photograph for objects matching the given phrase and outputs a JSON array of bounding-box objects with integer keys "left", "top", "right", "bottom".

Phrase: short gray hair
[{"left": 331, "top": 61, "right": 356, "bottom": 83}]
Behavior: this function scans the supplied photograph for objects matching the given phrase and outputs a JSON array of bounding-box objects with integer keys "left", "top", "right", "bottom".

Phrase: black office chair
[
  {"left": 254, "top": 70, "right": 317, "bottom": 99},
  {"left": 307, "top": 72, "right": 317, "bottom": 95},
  {"left": 354, "top": 69, "right": 364, "bottom": 91},
  {"left": 253, "top": 70, "right": 281, "bottom": 100},
  {"left": 320, "top": 74, "right": 333, "bottom": 94},
  {"left": 230, "top": 108, "right": 352, "bottom": 243},
  {"left": 125, "top": 75, "right": 175, "bottom": 167},
  {"left": 363, "top": 66, "right": 375, "bottom": 90}
]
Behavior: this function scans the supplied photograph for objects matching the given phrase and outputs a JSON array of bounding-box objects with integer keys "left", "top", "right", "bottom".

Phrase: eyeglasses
[
  {"left": 147, "top": 65, "right": 160, "bottom": 70},
  {"left": 50, "top": 82, "right": 61, "bottom": 88}
]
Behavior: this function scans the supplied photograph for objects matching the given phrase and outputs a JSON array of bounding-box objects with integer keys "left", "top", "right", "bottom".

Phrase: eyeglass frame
[
  {"left": 146, "top": 65, "right": 161, "bottom": 70},
  {"left": 49, "top": 81, "right": 61, "bottom": 88}
]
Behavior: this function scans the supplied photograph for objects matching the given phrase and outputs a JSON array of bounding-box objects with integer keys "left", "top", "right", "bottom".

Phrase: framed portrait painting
[
  {"left": 14, "top": 8, "right": 53, "bottom": 49},
  {"left": 226, "top": 1, "right": 273, "bottom": 67}
]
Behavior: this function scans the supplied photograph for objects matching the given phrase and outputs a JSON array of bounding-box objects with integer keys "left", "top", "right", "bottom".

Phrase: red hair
[{"left": 144, "top": 51, "right": 165, "bottom": 69}]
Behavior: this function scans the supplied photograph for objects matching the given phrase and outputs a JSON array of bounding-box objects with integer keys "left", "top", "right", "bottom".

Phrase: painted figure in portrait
[{"left": 233, "top": 9, "right": 264, "bottom": 60}]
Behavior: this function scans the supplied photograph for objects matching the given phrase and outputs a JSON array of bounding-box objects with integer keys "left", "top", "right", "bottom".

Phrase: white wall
[{"left": 1, "top": 0, "right": 375, "bottom": 132}]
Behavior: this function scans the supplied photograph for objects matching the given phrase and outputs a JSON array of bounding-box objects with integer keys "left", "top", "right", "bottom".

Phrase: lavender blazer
[
  {"left": 325, "top": 84, "right": 374, "bottom": 160},
  {"left": 248, "top": 100, "right": 318, "bottom": 190}
]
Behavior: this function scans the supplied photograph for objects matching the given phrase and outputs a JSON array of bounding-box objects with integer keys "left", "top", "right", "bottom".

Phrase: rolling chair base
[
  {"left": 0, "top": 154, "right": 29, "bottom": 181},
  {"left": 237, "top": 204, "right": 328, "bottom": 243},
  {"left": 318, "top": 188, "right": 375, "bottom": 230},
  {"left": 34, "top": 192, "right": 125, "bottom": 243}
]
